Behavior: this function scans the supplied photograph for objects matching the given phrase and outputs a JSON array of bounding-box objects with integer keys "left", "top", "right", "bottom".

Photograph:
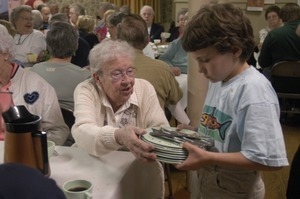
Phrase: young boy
[{"left": 175, "top": 3, "right": 288, "bottom": 198}]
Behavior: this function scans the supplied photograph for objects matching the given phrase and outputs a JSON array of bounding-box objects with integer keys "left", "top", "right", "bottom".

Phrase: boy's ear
[{"left": 233, "top": 48, "right": 242, "bottom": 58}]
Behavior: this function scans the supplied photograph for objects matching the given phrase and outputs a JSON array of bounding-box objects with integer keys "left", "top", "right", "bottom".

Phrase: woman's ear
[{"left": 93, "top": 73, "right": 102, "bottom": 85}]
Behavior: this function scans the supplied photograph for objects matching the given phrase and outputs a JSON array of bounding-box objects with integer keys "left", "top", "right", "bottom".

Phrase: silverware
[{"left": 150, "top": 128, "right": 214, "bottom": 148}]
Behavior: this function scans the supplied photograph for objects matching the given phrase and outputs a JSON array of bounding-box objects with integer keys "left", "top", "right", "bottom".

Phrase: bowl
[
  {"left": 161, "top": 32, "right": 171, "bottom": 39},
  {"left": 47, "top": 140, "right": 55, "bottom": 158}
]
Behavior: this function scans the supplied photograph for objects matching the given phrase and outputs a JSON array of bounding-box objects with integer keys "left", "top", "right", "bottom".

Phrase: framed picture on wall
[{"left": 247, "top": 0, "right": 264, "bottom": 11}]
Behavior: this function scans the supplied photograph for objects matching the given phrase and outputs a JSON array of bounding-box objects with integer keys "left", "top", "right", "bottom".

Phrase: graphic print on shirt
[
  {"left": 24, "top": 91, "right": 39, "bottom": 104},
  {"left": 119, "top": 105, "right": 137, "bottom": 127},
  {"left": 199, "top": 106, "right": 232, "bottom": 142}
]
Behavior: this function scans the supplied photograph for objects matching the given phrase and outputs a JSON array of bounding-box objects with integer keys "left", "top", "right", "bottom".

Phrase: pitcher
[{"left": 2, "top": 105, "right": 50, "bottom": 176}]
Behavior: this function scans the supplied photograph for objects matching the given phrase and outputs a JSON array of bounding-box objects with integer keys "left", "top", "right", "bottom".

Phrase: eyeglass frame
[{"left": 98, "top": 67, "right": 137, "bottom": 81}]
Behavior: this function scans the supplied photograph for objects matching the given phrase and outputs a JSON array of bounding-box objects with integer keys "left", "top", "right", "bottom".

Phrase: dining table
[{"left": 0, "top": 141, "right": 165, "bottom": 199}]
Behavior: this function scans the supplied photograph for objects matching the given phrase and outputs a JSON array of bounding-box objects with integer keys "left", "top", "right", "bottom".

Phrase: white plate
[
  {"left": 157, "top": 157, "right": 184, "bottom": 164},
  {"left": 142, "top": 127, "right": 197, "bottom": 149},
  {"left": 142, "top": 137, "right": 186, "bottom": 154},
  {"left": 156, "top": 152, "right": 187, "bottom": 160}
]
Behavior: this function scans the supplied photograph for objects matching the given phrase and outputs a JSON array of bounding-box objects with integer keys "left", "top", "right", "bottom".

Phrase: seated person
[
  {"left": 72, "top": 39, "right": 169, "bottom": 159},
  {"left": 258, "top": 5, "right": 282, "bottom": 51},
  {"left": 77, "top": 15, "right": 99, "bottom": 49},
  {"left": 49, "top": 13, "right": 90, "bottom": 68},
  {"left": 258, "top": 3, "right": 300, "bottom": 70},
  {"left": 117, "top": 14, "right": 183, "bottom": 109},
  {"left": 68, "top": 3, "right": 85, "bottom": 27},
  {"left": 0, "top": 163, "right": 66, "bottom": 199},
  {"left": 167, "top": 8, "right": 188, "bottom": 42},
  {"left": 36, "top": 4, "right": 50, "bottom": 31},
  {"left": 0, "top": 19, "right": 16, "bottom": 36},
  {"left": 31, "top": 21, "right": 90, "bottom": 111},
  {"left": 10, "top": 5, "right": 46, "bottom": 65},
  {"left": 0, "top": 24, "right": 69, "bottom": 145},
  {"left": 107, "top": 12, "right": 155, "bottom": 59},
  {"left": 159, "top": 12, "right": 188, "bottom": 76},
  {"left": 140, "top": 5, "right": 164, "bottom": 42}
]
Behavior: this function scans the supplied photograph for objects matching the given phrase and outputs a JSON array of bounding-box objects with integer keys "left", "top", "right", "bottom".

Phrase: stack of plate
[{"left": 142, "top": 127, "right": 196, "bottom": 164}]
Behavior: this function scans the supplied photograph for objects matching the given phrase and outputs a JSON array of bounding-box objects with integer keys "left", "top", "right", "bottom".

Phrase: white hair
[
  {"left": 89, "top": 39, "right": 135, "bottom": 75},
  {"left": 0, "top": 24, "right": 14, "bottom": 58},
  {"left": 140, "top": 5, "right": 154, "bottom": 15}
]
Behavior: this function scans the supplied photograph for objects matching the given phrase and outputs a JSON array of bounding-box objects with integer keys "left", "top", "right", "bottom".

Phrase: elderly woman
[
  {"left": 68, "top": 3, "right": 85, "bottom": 27},
  {"left": 0, "top": 24, "right": 69, "bottom": 145},
  {"left": 10, "top": 5, "right": 46, "bottom": 65},
  {"left": 72, "top": 40, "right": 169, "bottom": 161}
]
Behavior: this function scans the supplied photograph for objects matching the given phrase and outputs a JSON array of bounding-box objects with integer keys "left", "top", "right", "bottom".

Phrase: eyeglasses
[{"left": 102, "top": 67, "right": 136, "bottom": 81}]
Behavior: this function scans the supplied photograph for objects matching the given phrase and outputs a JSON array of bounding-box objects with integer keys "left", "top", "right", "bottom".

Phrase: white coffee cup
[
  {"left": 154, "top": 39, "right": 161, "bottom": 44},
  {"left": 63, "top": 179, "right": 93, "bottom": 199}
]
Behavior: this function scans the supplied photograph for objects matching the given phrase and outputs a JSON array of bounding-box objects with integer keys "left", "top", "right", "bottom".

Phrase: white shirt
[{"left": 13, "top": 29, "right": 46, "bottom": 64}]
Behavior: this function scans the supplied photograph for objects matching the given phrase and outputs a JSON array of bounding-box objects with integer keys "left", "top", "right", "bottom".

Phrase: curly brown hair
[{"left": 182, "top": 3, "right": 255, "bottom": 62}]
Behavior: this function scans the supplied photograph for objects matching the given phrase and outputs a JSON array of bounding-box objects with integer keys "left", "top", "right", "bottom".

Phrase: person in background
[
  {"left": 117, "top": 14, "right": 182, "bottom": 109},
  {"left": 48, "top": 2, "right": 59, "bottom": 17},
  {"left": 167, "top": 8, "right": 188, "bottom": 42},
  {"left": 175, "top": 3, "right": 288, "bottom": 198},
  {"left": 10, "top": 5, "right": 46, "bottom": 66},
  {"left": 98, "top": 2, "right": 114, "bottom": 20},
  {"left": 31, "top": 21, "right": 90, "bottom": 146},
  {"left": 0, "top": 19, "right": 16, "bottom": 36},
  {"left": 72, "top": 39, "right": 169, "bottom": 159},
  {"left": 31, "top": 21, "right": 90, "bottom": 111},
  {"left": 140, "top": 5, "right": 164, "bottom": 42},
  {"left": 159, "top": 11, "right": 188, "bottom": 76},
  {"left": 106, "top": 12, "right": 126, "bottom": 40},
  {"left": 0, "top": 163, "right": 66, "bottom": 199},
  {"left": 258, "top": 3, "right": 300, "bottom": 71},
  {"left": 49, "top": 13, "right": 90, "bottom": 68},
  {"left": 36, "top": 4, "right": 50, "bottom": 31},
  {"left": 77, "top": 15, "right": 99, "bottom": 49},
  {"left": 0, "top": 24, "right": 69, "bottom": 145},
  {"left": 102, "top": 9, "right": 116, "bottom": 39},
  {"left": 31, "top": 10, "right": 43, "bottom": 31},
  {"left": 258, "top": 5, "right": 282, "bottom": 51},
  {"left": 95, "top": 3, "right": 117, "bottom": 42},
  {"left": 60, "top": 4, "right": 70, "bottom": 19},
  {"left": 68, "top": 3, "right": 85, "bottom": 27}
]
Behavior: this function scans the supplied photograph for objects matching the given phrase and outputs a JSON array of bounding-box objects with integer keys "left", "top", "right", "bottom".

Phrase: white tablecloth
[
  {"left": 0, "top": 141, "right": 164, "bottom": 199},
  {"left": 168, "top": 74, "right": 190, "bottom": 124}
]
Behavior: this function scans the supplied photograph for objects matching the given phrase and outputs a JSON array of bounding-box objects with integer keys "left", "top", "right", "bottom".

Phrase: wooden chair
[
  {"left": 60, "top": 107, "right": 75, "bottom": 146},
  {"left": 270, "top": 61, "right": 300, "bottom": 117}
]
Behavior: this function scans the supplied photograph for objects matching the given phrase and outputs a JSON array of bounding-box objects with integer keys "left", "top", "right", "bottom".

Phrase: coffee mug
[{"left": 63, "top": 179, "right": 93, "bottom": 199}]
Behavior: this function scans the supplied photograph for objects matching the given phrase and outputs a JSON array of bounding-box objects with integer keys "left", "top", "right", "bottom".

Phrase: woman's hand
[{"left": 114, "top": 126, "right": 156, "bottom": 162}]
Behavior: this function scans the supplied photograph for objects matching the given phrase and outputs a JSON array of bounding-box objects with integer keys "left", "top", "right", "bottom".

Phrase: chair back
[
  {"left": 60, "top": 107, "right": 75, "bottom": 146},
  {"left": 271, "top": 61, "right": 300, "bottom": 93}
]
